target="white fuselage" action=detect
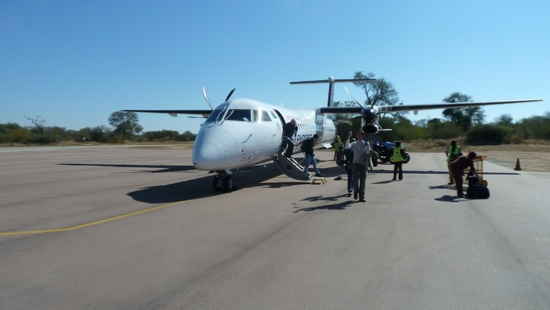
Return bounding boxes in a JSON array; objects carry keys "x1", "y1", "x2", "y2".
[{"x1": 192, "y1": 98, "x2": 335, "y2": 171}]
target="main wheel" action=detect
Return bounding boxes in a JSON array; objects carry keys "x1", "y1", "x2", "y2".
[
  {"x1": 223, "y1": 175, "x2": 235, "y2": 192},
  {"x1": 403, "y1": 153, "x2": 411, "y2": 164}
]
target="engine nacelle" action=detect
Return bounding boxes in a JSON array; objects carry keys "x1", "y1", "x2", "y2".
[{"x1": 362, "y1": 124, "x2": 379, "y2": 135}]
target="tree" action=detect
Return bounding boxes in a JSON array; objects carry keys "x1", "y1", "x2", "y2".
[
  {"x1": 441, "y1": 92, "x2": 485, "y2": 131},
  {"x1": 353, "y1": 71, "x2": 404, "y2": 118},
  {"x1": 90, "y1": 125, "x2": 112, "y2": 142},
  {"x1": 24, "y1": 115, "x2": 46, "y2": 134},
  {"x1": 179, "y1": 130, "x2": 196, "y2": 142},
  {"x1": 494, "y1": 114, "x2": 514, "y2": 126},
  {"x1": 108, "y1": 111, "x2": 143, "y2": 143}
]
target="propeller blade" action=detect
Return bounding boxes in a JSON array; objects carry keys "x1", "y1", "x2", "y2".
[
  {"x1": 225, "y1": 88, "x2": 236, "y2": 102},
  {"x1": 344, "y1": 86, "x2": 366, "y2": 110},
  {"x1": 202, "y1": 87, "x2": 213, "y2": 111}
]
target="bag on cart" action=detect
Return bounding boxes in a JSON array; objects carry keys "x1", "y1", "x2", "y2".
[
  {"x1": 466, "y1": 183, "x2": 490, "y2": 199},
  {"x1": 466, "y1": 170, "x2": 479, "y2": 186}
]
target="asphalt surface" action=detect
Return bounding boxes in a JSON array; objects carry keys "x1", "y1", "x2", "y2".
[{"x1": 1, "y1": 146, "x2": 549, "y2": 309}]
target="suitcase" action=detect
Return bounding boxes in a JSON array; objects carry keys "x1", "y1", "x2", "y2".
[{"x1": 466, "y1": 183, "x2": 490, "y2": 199}]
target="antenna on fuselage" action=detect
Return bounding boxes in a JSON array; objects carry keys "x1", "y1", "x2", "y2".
[{"x1": 290, "y1": 76, "x2": 376, "y2": 107}]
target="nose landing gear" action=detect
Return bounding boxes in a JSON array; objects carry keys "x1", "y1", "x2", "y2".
[{"x1": 213, "y1": 170, "x2": 235, "y2": 192}]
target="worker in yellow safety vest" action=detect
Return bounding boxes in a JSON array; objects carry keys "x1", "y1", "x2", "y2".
[
  {"x1": 333, "y1": 135, "x2": 342, "y2": 161},
  {"x1": 392, "y1": 141, "x2": 406, "y2": 181},
  {"x1": 445, "y1": 140, "x2": 463, "y2": 185}
]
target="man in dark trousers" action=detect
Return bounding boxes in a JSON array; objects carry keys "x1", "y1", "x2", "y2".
[
  {"x1": 281, "y1": 119, "x2": 297, "y2": 158},
  {"x1": 445, "y1": 140, "x2": 463, "y2": 185},
  {"x1": 342, "y1": 138, "x2": 355, "y2": 196},
  {"x1": 392, "y1": 141, "x2": 406, "y2": 181},
  {"x1": 450, "y1": 152, "x2": 481, "y2": 198},
  {"x1": 301, "y1": 134, "x2": 322, "y2": 177}
]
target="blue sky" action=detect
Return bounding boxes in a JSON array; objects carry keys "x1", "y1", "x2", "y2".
[{"x1": 1, "y1": 0, "x2": 548, "y2": 134}]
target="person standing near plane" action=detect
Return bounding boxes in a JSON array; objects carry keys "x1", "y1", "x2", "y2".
[
  {"x1": 346, "y1": 131, "x2": 371, "y2": 202},
  {"x1": 450, "y1": 151, "x2": 481, "y2": 198},
  {"x1": 333, "y1": 135, "x2": 342, "y2": 161},
  {"x1": 301, "y1": 134, "x2": 323, "y2": 177},
  {"x1": 281, "y1": 119, "x2": 298, "y2": 158},
  {"x1": 342, "y1": 137, "x2": 355, "y2": 196},
  {"x1": 445, "y1": 140, "x2": 463, "y2": 185},
  {"x1": 392, "y1": 141, "x2": 406, "y2": 181}
]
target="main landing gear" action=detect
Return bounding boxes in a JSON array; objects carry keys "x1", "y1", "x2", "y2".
[{"x1": 212, "y1": 170, "x2": 235, "y2": 192}]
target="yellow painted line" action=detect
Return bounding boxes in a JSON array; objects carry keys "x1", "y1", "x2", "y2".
[{"x1": 0, "y1": 201, "x2": 185, "y2": 236}]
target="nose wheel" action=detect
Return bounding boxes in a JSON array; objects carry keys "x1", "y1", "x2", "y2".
[{"x1": 213, "y1": 171, "x2": 235, "y2": 192}]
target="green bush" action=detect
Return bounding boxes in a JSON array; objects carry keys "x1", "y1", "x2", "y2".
[{"x1": 466, "y1": 125, "x2": 511, "y2": 145}]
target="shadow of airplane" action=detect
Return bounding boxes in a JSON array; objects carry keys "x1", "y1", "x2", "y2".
[
  {"x1": 59, "y1": 161, "x2": 324, "y2": 203},
  {"x1": 58, "y1": 163, "x2": 195, "y2": 173},
  {"x1": 127, "y1": 164, "x2": 290, "y2": 203}
]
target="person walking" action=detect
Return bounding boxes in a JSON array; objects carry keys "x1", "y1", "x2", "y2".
[
  {"x1": 333, "y1": 135, "x2": 342, "y2": 161},
  {"x1": 450, "y1": 152, "x2": 481, "y2": 198},
  {"x1": 446, "y1": 140, "x2": 463, "y2": 185},
  {"x1": 392, "y1": 141, "x2": 406, "y2": 181},
  {"x1": 301, "y1": 134, "x2": 323, "y2": 177},
  {"x1": 342, "y1": 137, "x2": 355, "y2": 196},
  {"x1": 346, "y1": 131, "x2": 371, "y2": 202},
  {"x1": 281, "y1": 119, "x2": 297, "y2": 158}
]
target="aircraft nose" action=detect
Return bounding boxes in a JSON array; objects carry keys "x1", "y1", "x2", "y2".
[{"x1": 193, "y1": 142, "x2": 222, "y2": 170}]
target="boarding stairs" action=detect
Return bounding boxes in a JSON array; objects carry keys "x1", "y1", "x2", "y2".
[{"x1": 272, "y1": 151, "x2": 327, "y2": 184}]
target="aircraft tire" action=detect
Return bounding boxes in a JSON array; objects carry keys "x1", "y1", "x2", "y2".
[
  {"x1": 403, "y1": 154, "x2": 411, "y2": 164},
  {"x1": 223, "y1": 175, "x2": 235, "y2": 192}
]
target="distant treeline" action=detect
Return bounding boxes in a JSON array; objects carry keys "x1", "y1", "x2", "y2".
[
  {"x1": 334, "y1": 112, "x2": 550, "y2": 145},
  {"x1": 0, "y1": 123, "x2": 196, "y2": 144},
  {"x1": 2, "y1": 111, "x2": 550, "y2": 145}
]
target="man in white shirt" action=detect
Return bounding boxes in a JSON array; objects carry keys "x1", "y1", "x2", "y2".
[{"x1": 346, "y1": 131, "x2": 371, "y2": 202}]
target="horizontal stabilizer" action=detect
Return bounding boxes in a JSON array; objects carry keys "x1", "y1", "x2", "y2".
[{"x1": 290, "y1": 78, "x2": 376, "y2": 85}]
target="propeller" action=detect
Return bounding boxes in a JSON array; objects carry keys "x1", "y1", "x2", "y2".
[
  {"x1": 344, "y1": 86, "x2": 384, "y2": 135},
  {"x1": 202, "y1": 87, "x2": 237, "y2": 110}
]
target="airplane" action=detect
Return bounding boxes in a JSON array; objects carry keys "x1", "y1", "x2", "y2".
[{"x1": 124, "y1": 77, "x2": 543, "y2": 192}]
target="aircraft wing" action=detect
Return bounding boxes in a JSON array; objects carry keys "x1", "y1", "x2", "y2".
[
  {"x1": 320, "y1": 99, "x2": 543, "y2": 115},
  {"x1": 320, "y1": 107, "x2": 363, "y2": 114},
  {"x1": 123, "y1": 109, "x2": 212, "y2": 118}
]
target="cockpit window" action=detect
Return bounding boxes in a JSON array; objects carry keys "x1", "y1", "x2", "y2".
[
  {"x1": 205, "y1": 108, "x2": 225, "y2": 123},
  {"x1": 226, "y1": 109, "x2": 251, "y2": 122},
  {"x1": 253, "y1": 110, "x2": 272, "y2": 122},
  {"x1": 261, "y1": 110, "x2": 271, "y2": 121}
]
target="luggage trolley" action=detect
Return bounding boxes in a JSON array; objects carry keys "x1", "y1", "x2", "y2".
[{"x1": 465, "y1": 155, "x2": 488, "y2": 187}]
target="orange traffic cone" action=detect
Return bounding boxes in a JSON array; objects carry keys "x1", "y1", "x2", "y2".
[{"x1": 514, "y1": 158, "x2": 522, "y2": 171}]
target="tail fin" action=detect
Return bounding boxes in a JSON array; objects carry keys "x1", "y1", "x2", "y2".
[{"x1": 290, "y1": 76, "x2": 376, "y2": 107}]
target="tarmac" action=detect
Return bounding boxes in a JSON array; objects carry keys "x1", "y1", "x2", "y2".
[{"x1": 1, "y1": 146, "x2": 549, "y2": 309}]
